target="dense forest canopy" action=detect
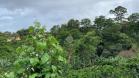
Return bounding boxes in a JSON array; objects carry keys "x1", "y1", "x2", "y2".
[{"x1": 0, "y1": 6, "x2": 139, "y2": 78}]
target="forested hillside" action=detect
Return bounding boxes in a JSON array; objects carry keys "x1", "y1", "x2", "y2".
[{"x1": 0, "y1": 6, "x2": 139, "y2": 78}]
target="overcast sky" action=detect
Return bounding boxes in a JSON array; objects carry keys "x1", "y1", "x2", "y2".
[{"x1": 0, "y1": 0, "x2": 138, "y2": 32}]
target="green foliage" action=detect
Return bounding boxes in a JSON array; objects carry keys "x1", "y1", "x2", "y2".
[
  {"x1": 73, "y1": 31, "x2": 102, "y2": 68},
  {"x1": 1, "y1": 6, "x2": 139, "y2": 78},
  {"x1": 94, "y1": 16, "x2": 114, "y2": 31},
  {"x1": 110, "y1": 6, "x2": 127, "y2": 22},
  {"x1": 128, "y1": 13, "x2": 139, "y2": 22},
  {"x1": 68, "y1": 56, "x2": 139, "y2": 78},
  {"x1": 5, "y1": 22, "x2": 67, "y2": 78}
]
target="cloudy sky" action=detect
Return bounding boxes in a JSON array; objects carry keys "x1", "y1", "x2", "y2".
[{"x1": 0, "y1": 0, "x2": 138, "y2": 32}]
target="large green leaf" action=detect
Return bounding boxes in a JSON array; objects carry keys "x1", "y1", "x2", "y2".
[
  {"x1": 52, "y1": 65, "x2": 57, "y2": 72},
  {"x1": 6, "y1": 72, "x2": 15, "y2": 78},
  {"x1": 30, "y1": 58, "x2": 39, "y2": 66},
  {"x1": 36, "y1": 41, "x2": 47, "y2": 51},
  {"x1": 41, "y1": 53, "x2": 50, "y2": 64},
  {"x1": 29, "y1": 74, "x2": 38, "y2": 78}
]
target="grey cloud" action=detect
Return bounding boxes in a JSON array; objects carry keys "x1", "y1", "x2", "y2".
[{"x1": 0, "y1": 0, "x2": 138, "y2": 32}]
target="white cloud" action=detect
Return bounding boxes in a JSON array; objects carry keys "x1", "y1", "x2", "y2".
[{"x1": 0, "y1": 16, "x2": 13, "y2": 20}]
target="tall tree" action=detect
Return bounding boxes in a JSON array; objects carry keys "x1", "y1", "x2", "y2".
[
  {"x1": 50, "y1": 25, "x2": 60, "y2": 37},
  {"x1": 64, "y1": 35, "x2": 74, "y2": 64},
  {"x1": 75, "y1": 31, "x2": 102, "y2": 68},
  {"x1": 80, "y1": 18, "x2": 93, "y2": 33},
  {"x1": 128, "y1": 13, "x2": 139, "y2": 22},
  {"x1": 94, "y1": 16, "x2": 114, "y2": 31},
  {"x1": 67, "y1": 19, "x2": 80, "y2": 29},
  {"x1": 110, "y1": 6, "x2": 127, "y2": 22}
]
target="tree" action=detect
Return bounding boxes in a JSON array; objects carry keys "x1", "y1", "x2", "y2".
[
  {"x1": 80, "y1": 18, "x2": 93, "y2": 33},
  {"x1": 6, "y1": 22, "x2": 67, "y2": 78},
  {"x1": 50, "y1": 25, "x2": 60, "y2": 37},
  {"x1": 94, "y1": 16, "x2": 114, "y2": 31},
  {"x1": 64, "y1": 35, "x2": 74, "y2": 64},
  {"x1": 17, "y1": 29, "x2": 29, "y2": 36},
  {"x1": 81, "y1": 18, "x2": 92, "y2": 27},
  {"x1": 74, "y1": 31, "x2": 102, "y2": 68},
  {"x1": 110, "y1": 6, "x2": 127, "y2": 22},
  {"x1": 67, "y1": 19, "x2": 80, "y2": 29},
  {"x1": 128, "y1": 13, "x2": 139, "y2": 22}
]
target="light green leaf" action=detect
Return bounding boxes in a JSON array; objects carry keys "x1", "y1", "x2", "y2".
[
  {"x1": 17, "y1": 68, "x2": 25, "y2": 74},
  {"x1": 41, "y1": 53, "x2": 49, "y2": 64},
  {"x1": 30, "y1": 58, "x2": 39, "y2": 66},
  {"x1": 45, "y1": 73, "x2": 51, "y2": 78},
  {"x1": 58, "y1": 56, "x2": 66, "y2": 63},
  {"x1": 6, "y1": 72, "x2": 15, "y2": 78},
  {"x1": 36, "y1": 41, "x2": 47, "y2": 51},
  {"x1": 29, "y1": 74, "x2": 38, "y2": 78},
  {"x1": 52, "y1": 65, "x2": 57, "y2": 72}
]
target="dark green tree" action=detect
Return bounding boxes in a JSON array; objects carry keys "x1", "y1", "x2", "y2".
[
  {"x1": 67, "y1": 19, "x2": 80, "y2": 29},
  {"x1": 110, "y1": 6, "x2": 127, "y2": 22},
  {"x1": 128, "y1": 13, "x2": 139, "y2": 22}
]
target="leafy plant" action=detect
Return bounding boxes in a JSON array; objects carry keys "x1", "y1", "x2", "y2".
[{"x1": 6, "y1": 22, "x2": 67, "y2": 78}]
